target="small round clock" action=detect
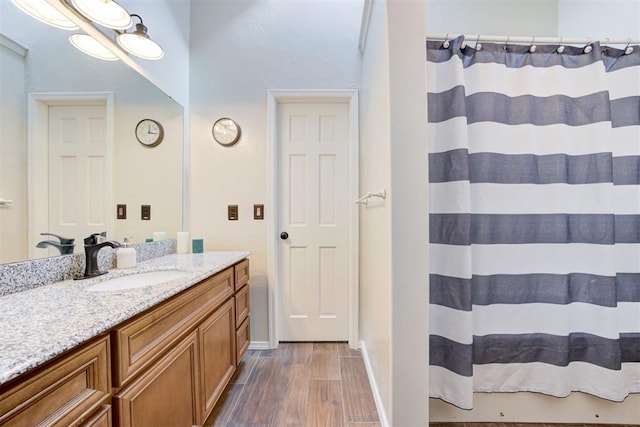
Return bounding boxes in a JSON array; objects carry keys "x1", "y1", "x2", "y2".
[
  {"x1": 135, "y1": 119, "x2": 164, "y2": 147},
  {"x1": 212, "y1": 118, "x2": 241, "y2": 146}
]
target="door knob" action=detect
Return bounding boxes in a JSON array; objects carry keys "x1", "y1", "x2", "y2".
[{"x1": 280, "y1": 232, "x2": 289, "y2": 240}]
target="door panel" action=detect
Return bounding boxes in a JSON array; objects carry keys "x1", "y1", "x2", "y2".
[
  {"x1": 278, "y1": 102, "x2": 350, "y2": 341},
  {"x1": 48, "y1": 105, "x2": 110, "y2": 253}
]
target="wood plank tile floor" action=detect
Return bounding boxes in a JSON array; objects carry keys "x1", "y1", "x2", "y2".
[{"x1": 204, "y1": 342, "x2": 381, "y2": 427}]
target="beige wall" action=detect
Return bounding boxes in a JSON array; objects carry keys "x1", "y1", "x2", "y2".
[
  {"x1": 188, "y1": 0, "x2": 362, "y2": 344},
  {"x1": 425, "y1": 0, "x2": 559, "y2": 36},
  {"x1": 359, "y1": 0, "x2": 393, "y2": 422},
  {"x1": 359, "y1": 1, "x2": 430, "y2": 425},
  {"x1": 387, "y1": 1, "x2": 430, "y2": 424}
]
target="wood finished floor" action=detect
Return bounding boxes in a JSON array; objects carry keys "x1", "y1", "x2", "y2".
[{"x1": 205, "y1": 342, "x2": 381, "y2": 427}]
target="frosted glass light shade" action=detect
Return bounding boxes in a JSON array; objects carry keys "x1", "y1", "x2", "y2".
[
  {"x1": 10, "y1": 0, "x2": 78, "y2": 30},
  {"x1": 70, "y1": 0, "x2": 132, "y2": 30},
  {"x1": 117, "y1": 26, "x2": 164, "y2": 60},
  {"x1": 69, "y1": 33, "x2": 119, "y2": 61}
]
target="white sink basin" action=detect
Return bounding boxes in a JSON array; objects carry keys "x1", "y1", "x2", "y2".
[{"x1": 86, "y1": 270, "x2": 190, "y2": 292}]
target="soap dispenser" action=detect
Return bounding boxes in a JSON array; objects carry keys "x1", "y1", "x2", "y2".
[{"x1": 117, "y1": 237, "x2": 137, "y2": 269}]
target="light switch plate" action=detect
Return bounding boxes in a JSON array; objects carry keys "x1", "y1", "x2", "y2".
[
  {"x1": 228, "y1": 205, "x2": 238, "y2": 221},
  {"x1": 117, "y1": 204, "x2": 127, "y2": 219},
  {"x1": 141, "y1": 205, "x2": 151, "y2": 220},
  {"x1": 254, "y1": 204, "x2": 264, "y2": 220}
]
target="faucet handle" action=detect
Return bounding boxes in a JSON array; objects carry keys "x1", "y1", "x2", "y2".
[
  {"x1": 84, "y1": 233, "x2": 101, "y2": 245},
  {"x1": 40, "y1": 232, "x2": 75, "y2": 245}
]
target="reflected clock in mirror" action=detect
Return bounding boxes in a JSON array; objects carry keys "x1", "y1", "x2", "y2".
[
  {"x1": 135, "y1": 118, "x2": 164, "y2": 147},
  {"x1": 212, "y1": 118, "x2": 241, "y2": 146}
]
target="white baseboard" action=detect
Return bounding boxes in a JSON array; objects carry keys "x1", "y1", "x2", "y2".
[
  {"x1": 359, "y1": 340, "x2": 390, "y2": 427},
  {"x1": 248, "y1": 341, "x2": 270, "y2": 350}
]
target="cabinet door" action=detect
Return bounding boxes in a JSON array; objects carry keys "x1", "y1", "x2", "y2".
[
  {"x1": 199, "y1": 298, "x2": 236, "y2": 422},
  {"x1": 114, "y1": 331, "x2": 200, "y2": 427},
  {"x1": 81, "y1": 405, "x2": 111, "y2": 427}
]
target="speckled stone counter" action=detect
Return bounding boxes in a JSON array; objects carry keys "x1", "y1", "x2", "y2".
[{"x1": 0, "y1": 251, "x2": 249, "y2": 386}]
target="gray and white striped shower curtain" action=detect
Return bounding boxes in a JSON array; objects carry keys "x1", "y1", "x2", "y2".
[{"x1": 427, "y1": 36, "x2": 640, "y2": 410}]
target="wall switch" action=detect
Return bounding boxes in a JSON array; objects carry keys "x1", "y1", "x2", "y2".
[
  {"x1": 254, "y1": 204, "x2": 264, "y2": 220},
  {"x1": 228, "y1": 205, "x2": 238, "y2": 221},
  {"x1": 141, "y1": 205, "x2": 151, "y2": 220},
  {"x1": 117, "y1": 204, "x2": 127, "y2": 219}
]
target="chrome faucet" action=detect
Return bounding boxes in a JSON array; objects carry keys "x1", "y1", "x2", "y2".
[
  {"x1": 81, "y1": 232, "x2": 120, "y2": 279},
  {"x1": 36, "y1": 232, "x2": 75, "y2": 255}
]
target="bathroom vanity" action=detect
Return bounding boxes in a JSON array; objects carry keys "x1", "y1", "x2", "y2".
[{"x1": 0, "y1": 252, "x2": 250, "y2": 426}]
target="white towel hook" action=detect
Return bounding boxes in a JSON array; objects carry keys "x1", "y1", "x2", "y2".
[{"x1": 355, "y1": 189, "x2": 387, "y2": 206}]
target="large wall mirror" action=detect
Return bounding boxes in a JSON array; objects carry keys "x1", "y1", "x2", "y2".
[{"x1": 0, "y1": 0, "x2": 183, "y2": 264}]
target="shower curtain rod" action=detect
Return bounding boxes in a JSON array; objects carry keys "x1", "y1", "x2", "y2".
[{"x1": 426, "y1": 33, "x2": 640, "y2": 45}]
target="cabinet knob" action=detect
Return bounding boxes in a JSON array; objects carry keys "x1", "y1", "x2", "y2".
[{"x1": 280, "y1": 232, "x2": 289, "y2": 240}]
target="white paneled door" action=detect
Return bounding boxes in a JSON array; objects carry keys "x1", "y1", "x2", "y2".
[
  {"x1": 48, "y1": 105, "x2": 110, "y2": 254},
  {"x1": 278, "y1": 102, "x2": 350, "y2": 341}
]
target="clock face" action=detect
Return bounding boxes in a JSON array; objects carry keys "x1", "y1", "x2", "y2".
[
  {"x1": 212, "y1": 118, "x2": 240, "y2": 146},
  {"x1": 135, "y1": 119, "x2": 164, "y2": 147}
]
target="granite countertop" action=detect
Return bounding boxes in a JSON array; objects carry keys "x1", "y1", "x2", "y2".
[{"x1": 0, "y1": 251, "x2": 250, "y2": 386}]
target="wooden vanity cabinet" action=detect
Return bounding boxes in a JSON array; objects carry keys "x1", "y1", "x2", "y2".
[
  {"x1": 0, "y1": 259, "x2": 249, "y2": 427},
  {"x1": 113, "y1": 260, "x2": 249, "y2": 426},
  {"x1": 0, "y1": 335, "x2": 111, "y2": 427}
]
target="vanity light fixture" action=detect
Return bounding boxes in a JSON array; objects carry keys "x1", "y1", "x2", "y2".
[
  {"x1": 10, "y1": 0, "x2": 79, "y2": 30},
  {"x1": 69, "y1": 0, "x2": 132, "y2": 30},
  {"x1": 117, "y1": 14, "x2": 164, "y2": 60},
  {"x1": 69, "y1": 33, "x2": 119, "y2": 61}
]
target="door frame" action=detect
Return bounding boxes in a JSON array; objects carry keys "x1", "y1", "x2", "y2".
[
  {"x1": 266, "y1": 89, "x2": 359, "y2": 349},
  {"x1": 27, "y1": 92, "x2": 114, "y2": 258}
]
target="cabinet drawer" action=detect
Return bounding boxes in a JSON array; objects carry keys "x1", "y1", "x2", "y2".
[
  {"x1": 0, "y1": 335, "x2": 110, "y2": 427},
  {"x1": 236, "y1": 316, "x2": 250, "y2": 363},
  {"x1": 112, "y1": 267, "x2": 234, "y2": 387},
  {"x1": 234, "y1": 259, "x2": 250, "y2": 291},
  {"x1": 235, "y1": 283, "x2": 250, "y2": 327}
]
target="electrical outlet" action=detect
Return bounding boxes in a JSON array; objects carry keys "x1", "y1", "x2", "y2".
[
  {"x1": 254, "y1": 204, "x2": 264, "y2": 220},
  {"x1": 228, "y1": 205, "x2": 238, "y2": 221},
  {"x1": 141, "y1": 205, "x2": 151, "y2": 220}
]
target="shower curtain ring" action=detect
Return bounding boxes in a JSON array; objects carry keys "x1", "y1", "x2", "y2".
[
  {"x1": 529, "y1": 36, "x2": 537, "y2": 53},
  {"x1": 503, "y1": 35, "x2": 510, "y2": 51},
  {"x1": 475, "y1": 34, "x2": 482, "y2": 51},
  {"x1": 442, "y1": 34, "x2": 450, "y2": 49},
  {"x1": 583, "y1": 39, "x2": 593, "y2": 54},
  {"x1": 556, "y1": 37, "x2": 565, "y2": 54},
  {"x1": 624, "y1": 38, "x2": 633, "y2": 55}
]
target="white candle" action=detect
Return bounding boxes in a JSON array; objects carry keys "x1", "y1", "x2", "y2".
[
  {"x1": 177, "y1": 232, "x2": 189, "y2": 254},
  {"x1": 153, "y1": 231, "x2": 166, "y2": 241}
]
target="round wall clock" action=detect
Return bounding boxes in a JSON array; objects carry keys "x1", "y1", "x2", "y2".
[
  {"x1": 212, "y1": 118, "x2": 241, "y2": 146},
  {"x1": 135, "y1": 119, "x2": 164, "y2": 147}
]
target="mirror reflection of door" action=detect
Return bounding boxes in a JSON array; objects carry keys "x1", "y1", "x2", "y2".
[
  {"x1": 0, "y1": 36, "x2": 28, "y2": 264},
  {"x1": 46, "y1": 104, "x2": 111, "y2": 257}
]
